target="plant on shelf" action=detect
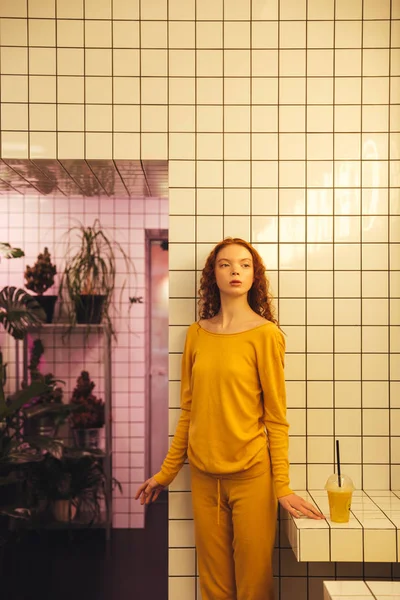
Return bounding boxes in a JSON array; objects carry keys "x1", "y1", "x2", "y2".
[
  {"x1": 0, "y1": 351, "x2": 55, "y2": 466},
  {"x1": 0, "y1": 351, "x2": 60, "y2": 527},
  {"x1": 0, "y1": 243, "x2": 58, "y2": 531},
  {"x1": 21, "y1": 339, "x2": 72, "y2": 438},
  {"x1": 0, "y1": 240, "x2": 46, "y2": 339},
  {"x1": 0, "y1": 243, "x2": 24, "y2": 260},
  {"x1": 28, "y1": 447, "x2": 121, "y2": 524},
  {"x1": 24, "y1": 247, "x2": 58, "y2": 323},
  {"x1": 0, "y1": 285, "x2": 46, "y2": 341},
  {"x1": 69, "y1": 371, "x2": 105, "y2": 450},
  {"x1": 58, "y1": 219, "x2": 134, "y2": 336}
]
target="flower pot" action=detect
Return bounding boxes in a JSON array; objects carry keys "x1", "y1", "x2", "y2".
[
  {"x1": 76, "y1": 294, "x2": 105, "y2": 324},
  {"x1": 73, "y1": 427, "x2": 101, "y2": 450},
  {"x1": 25, "y1": 414, "x2": 57, "y2": 437},
  {"x1": 52, "y1": 499, "x2": 77, "y2": 522},
  {"x1": 36, "y1": 295, "x2": 58, "y2": 323}
]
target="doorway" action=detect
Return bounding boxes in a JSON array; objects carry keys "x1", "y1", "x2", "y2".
[{"x1": 145, "y1": 229, "x2": 169, "y2": 481}]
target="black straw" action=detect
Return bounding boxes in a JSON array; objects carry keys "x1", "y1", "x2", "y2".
[{"x1": 336, "y1": 440, "x2": 342, "y2": 488}]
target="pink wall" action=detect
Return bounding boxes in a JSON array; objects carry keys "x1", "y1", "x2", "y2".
[{"x1": 0, "y1": 195, "x2": 168, "y2": 528}]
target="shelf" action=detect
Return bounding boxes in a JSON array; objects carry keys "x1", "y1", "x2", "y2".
[
  {"x1": 25, "y1": 323, "x2": 109, "y2": 331},
  {"x1": 284, "y1": 490, "x2": 400, "y2": 563},
  {"x1": 61, "y1": 446, "x2": 108, "y2": 459},
  {"x1": 14, "y1": 511, "x2": 108, "y2": 532},
  {"x1": 17, "y1": 325, "x2": 113, "y2": 540},
  {"x1": 324, "y1": 580, "x2": 400, "y2": 600}
]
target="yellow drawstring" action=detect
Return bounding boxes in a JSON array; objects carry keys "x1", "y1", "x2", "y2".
[{"x1": 217, "y1": 478, "x2": 221, "y2": 526}]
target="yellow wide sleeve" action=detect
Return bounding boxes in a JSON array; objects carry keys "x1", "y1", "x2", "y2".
[
  {"x1": 259, "y1": 326, "x2": 293, "y2": 499},
  {"x1": 153, "y1": 328, "x2": 192, "y2": 488}
]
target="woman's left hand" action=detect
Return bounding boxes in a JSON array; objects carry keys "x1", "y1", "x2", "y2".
[{"x1": 278, "y1": 493, "x2": 325, "y2": 520}]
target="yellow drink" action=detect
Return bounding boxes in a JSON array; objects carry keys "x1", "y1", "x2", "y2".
[{"x1": 327, "y1": 489, "x2": 353, "y2": 523}]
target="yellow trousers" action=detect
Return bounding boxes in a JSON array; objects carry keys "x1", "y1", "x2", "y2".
[{"x1": 190, "y1": 457, "x2": 278, "y2": 600}]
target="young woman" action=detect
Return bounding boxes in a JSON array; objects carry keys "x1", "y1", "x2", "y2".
[{"x1": 135, "y1": 237, "x2": 324, "y2": 600}]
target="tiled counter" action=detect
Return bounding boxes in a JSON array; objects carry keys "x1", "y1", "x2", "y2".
[
  {"x1": 324, "y1": 580, "x2": 400, "y2": 599},
  {"x1": 284, "y1": 490, "x2": 400, "y2": 563}
]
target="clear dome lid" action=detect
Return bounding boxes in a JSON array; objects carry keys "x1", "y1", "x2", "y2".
[{"x1": 325, "y1": 473, "x2": 355, "y2": 492}]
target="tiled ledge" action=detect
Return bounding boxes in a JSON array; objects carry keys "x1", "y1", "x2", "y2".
[
  {"x1": 323, "y1": 580, "x2": 400, "y2": 599},
  {"x1": 284, "y1": 490, "x2": 400, "y2": 563}
]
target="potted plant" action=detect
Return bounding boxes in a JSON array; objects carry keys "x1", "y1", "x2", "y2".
[
  {"x1": 24, "y1": 247, "x2": 57, "y2": 323},
  {"x1": 59, "y1": 219, "x2": 134, "y2": 335},
  {"x1": 1, "y1": 241, "x2": 46, "y2": 340},
  {"x1": 30, "y1": 448, "x2": 121, "y2": 524},
  {"x1": 0, "y1": 286, "x2": 46, "y2": 341},
  {"x1": 22, "y1": 339, "x2": 70, "y2": 438},
  {"x1": 69, "y1": 371, "x2": 105, "y2": 450}
]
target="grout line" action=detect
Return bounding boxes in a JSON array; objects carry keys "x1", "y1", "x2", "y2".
[
  {"x1": 111, "y1": 0, "x2": 114, "y2": 161},
  {"x1": 331, "y1": 0, "x2": 336, "y2": 570},
  {"x1": 303, "y1": 5, "x2": 315, "y2": 568},
  {"x1": 364, "y1": 582, "x2": 379, "y2": 599},
  {"x1": 83, "y1": 0, "x2": 86, "y2": 159},
  {"x1": 5, "y1": 16, "x2": 399, "y2": 21},
  {"x1": 193, "y1": 2, "x2": 198, "y2": 596},
  {"x1": 359, "y1": 2, "x2": 366, "y2": 580},
  {"x1": 55, "y1": 0, "x2": 58, "y2": 159},
  {"x1": 388, "y1": 0, "x2": 393, "y2": 500},
  {"x1": 26, "y1": 0, "x2": 30, "y2": 158},
  {"x1": 138, "y1": 0, "x2": 142, "y2": 164},
  {"x1": 360, "y1": 7, "x2": 365, "y2": 551},
  {"x1": 222, "y1": 2, "x2": 225, "y2": 240},
  {"x1": 249, "y1": 5, "x2": 252, "y2": 252},
  {"x1": 276, "y1": 5, "x2": 283, "y2": 593}
]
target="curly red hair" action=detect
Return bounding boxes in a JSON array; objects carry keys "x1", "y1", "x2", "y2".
[{"x1": 197, "y1": 237, "x2": 278, "y2": 325}]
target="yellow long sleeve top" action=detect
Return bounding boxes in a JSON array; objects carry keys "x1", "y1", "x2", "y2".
[{"x1": 153, "y1": 320, "x2": 293, "y2": 499}]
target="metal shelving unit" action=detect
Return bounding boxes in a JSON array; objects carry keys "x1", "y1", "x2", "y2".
[{"x1": 18, "y1": 323, "x2": 113, "y2": 540}]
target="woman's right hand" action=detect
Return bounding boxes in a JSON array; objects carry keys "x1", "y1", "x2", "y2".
[{"x1": 134, "y1": 476, "x2": 164, "y2": 505}]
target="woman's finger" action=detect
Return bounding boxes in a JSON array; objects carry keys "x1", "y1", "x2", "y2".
[
  {"x1": 281, "y1": 501, "x2": 300, "y2": 518},
  {"x1": 300, "y1": 505, "x2": 324, "y2": 520},
  {"x1": 144, "y1": 485, "x2": 160, "y2": 504},
  {"x1": 134, "y1": 482, "x2": 148, "y2": 500},
  {"x1": 152, "y1": 489, "x2": 162, "y2": 502},
  {"x1": 302, "y1": 503, "x2": 324, "y2": 518}
]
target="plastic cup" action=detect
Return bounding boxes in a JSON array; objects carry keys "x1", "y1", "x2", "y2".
[{"x1": 325, "y1": 474, "x2": 355, "y2": 523}]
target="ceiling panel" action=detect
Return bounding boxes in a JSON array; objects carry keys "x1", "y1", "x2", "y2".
[{"x1": 0, "y1": 159, "x2": 168, "y2": 198}]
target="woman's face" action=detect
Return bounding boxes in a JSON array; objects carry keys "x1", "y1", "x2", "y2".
[{"x1": 214, "y1": 244, "x2": 254, "y2": 296}]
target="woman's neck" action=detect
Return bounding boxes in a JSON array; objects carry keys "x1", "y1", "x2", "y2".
[{"x1": 214, "y1": 295, "x2": 256, "y2": 326}]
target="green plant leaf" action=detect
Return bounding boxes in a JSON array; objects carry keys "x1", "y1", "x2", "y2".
[
  {"x1": 59, "y1": 219, "x2": 136, "y2": 339},
  {"x1": 0, "y1": 472, "x2": 21, "y2": 486},
  {"x1": 0, "y1": 506, "x2": 31, "y2": 519},
  {"x1": 0, "y1": 286, "x2": 46, "y2": 339},
  {"x1": 22, "y1": 435, "x2": 64, "y2": 458},
  {"x1": 0, "y1": 380, "x2": 49, "y2": 420},
  {"x1": 0, "y1": 361, "x2": 6, "y2": 415},
  {"x1": 0, "y1": 243, "x2": 24, "y2": 259}
]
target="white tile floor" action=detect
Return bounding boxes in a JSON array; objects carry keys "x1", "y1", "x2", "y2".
[
  {"x1": 285, "y1": 490, "x2": 400, "y2": 563},
  {"x1": 324, "y1": 580, "x2": 400, "y2": 599}
]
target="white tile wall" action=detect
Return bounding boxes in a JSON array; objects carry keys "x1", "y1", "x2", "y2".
[{"x1": 0, "y1": 0, "x2": 400, "y2": 598}]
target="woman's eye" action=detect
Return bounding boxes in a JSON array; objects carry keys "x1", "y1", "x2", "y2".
[{"x1": 220, "y1": 263, "x2": 251, "y2": 268}]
